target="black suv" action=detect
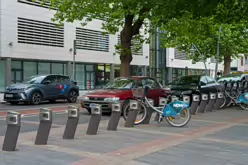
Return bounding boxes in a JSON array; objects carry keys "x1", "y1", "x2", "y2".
[{"x1": 4, "y1": 74, "x2": 79, "y2": 105}]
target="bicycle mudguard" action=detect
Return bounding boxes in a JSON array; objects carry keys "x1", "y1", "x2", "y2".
[
  {"x1": 237, "y1": 93, "x2": 248, "y2": 103},
  {"x1": 163, "y1": 100, "x2": 190, "y2": 117}
]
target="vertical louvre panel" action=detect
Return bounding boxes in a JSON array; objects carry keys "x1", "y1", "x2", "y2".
[
  {"x1": 117, "y1": 35, "x2": 143, "y2": 56},
  {"x1": 174, "y1": 49, "x2": 187, "y2": 60},
  {"x1": 18, "y1": 0, "x2": 54, "y2": 9},
  {"x1": 76, "y1": 28, "x2": 109, "y2": 52},
  {"x1": 17, "y1": 17, "x2": 64, "y2": 47}
]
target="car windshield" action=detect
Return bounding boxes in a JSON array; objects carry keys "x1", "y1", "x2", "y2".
[
  {"x1": 103, "y1": 78, "x2": 135, "y2": 89},
  {"x1": 170, "y1": 76, "x2": 200, "y2": 85},
  {"x1": 23, "y1": 75, "x2": 46, "y2": 84}
]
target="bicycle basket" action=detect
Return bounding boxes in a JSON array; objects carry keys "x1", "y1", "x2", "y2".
[{"x1": 132, "y1": 87, "x2": 145, "y2": 98}]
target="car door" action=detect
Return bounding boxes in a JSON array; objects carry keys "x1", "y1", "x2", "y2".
[
  {"x1": 40, "y1": 75, "x2": 59, "y2": 98},
  {"x1": 205, "y1": 76, "x2": 218, "y2": 93},
  {"x1": 56, "y1": 75, "x2": 70, "y2": 96},
  {"x1": 199, "y1": 76, "x2": 209, "y2": 93}
]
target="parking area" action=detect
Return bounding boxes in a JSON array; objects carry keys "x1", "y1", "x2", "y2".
[{"x1": 0, "y1": 108, "x2": 248, "y2": 165}]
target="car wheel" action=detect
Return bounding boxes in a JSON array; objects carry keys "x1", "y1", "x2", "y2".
[
  {"x1": 9, "y1": 101, "x2": 19, "y2": 105},
  {"x1": 67, "y1": 90, "x2": 78, "y2": 103},
  {"x1": 30, "y1": 92, "x2": 42, "y2": 105}
]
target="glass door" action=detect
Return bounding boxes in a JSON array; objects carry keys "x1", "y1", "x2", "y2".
[
  {"x1": 86, "y1": 71, "x2": 95, "y2": 90},
  {"x1": 11, "y1": 69, "x2": 23, "y2": 84}
]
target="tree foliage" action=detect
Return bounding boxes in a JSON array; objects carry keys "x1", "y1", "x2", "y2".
[
  {"x1": 160, "y1": 0, "x2": 248, "y2": 74},
  {"x1": 46, "y1": 0, "x2": 225, "y2": 77}
]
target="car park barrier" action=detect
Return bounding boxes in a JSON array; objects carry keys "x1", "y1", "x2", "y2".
[
  {"x1": 107, "y1": 103, "x2": 122, "y2": 131},
  {"x1": 197, "y1": 93, "x2": 208, "y2": 113},
  {"x1": 2, "y1": 111, "x2": 21, "y2": 151},
  {"x1": 142, "y1": 99, "x2": 154, "y2": 124},
  {"x1": 213, "y1": 92, "x2": 224, "y2": 110},
  {"x1": 190, "y1": 94, "x2": 200, "y2": 115},
  {"x1": 63, "y1": 106, "x2": 80, "y2": 139},
  {"x1": 205, "y1": 93, "x2": 216, "y2": 112},
  {"x1": 125, "y1": 100, "x2": 139, "y2": 128},
  {"x1": 35, "y1": 108, "x2": 53, "y2": 145},
  {"x1": 86, "y1": 104, "x2": 102, "y2": 135},
  {"x1": 154, "y1": 97, "x2": 167, "y2": 122}
]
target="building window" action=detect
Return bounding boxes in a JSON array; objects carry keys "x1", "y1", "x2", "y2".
[
  {"x1": 117, "y1": 35, "x2": 143, "y2": 56},
  {"x1": 23, "y1": 61, "x2": 37, "y2": 81},
  {"x1": 17, "y1": 17, "x2": 64, "y2": 47},
  {"x1": 51, "y1": 63, "x2": 64, "y2": 75},
  {"x1": 76, "y1": 28, "x2": 109, "y2": 52},
  {"x1": 0, "y1": 60, "x2": 6, "y2": 92},
  {"x1": 38, "y1": 62, "x2": 50, "y2": 75},
  {"x1": 245, "y1": 57, "x2": 248, "y2": 64},
  {"x1": 18, "y1": 0, "x2": 55, "y2": 9},
  {"x1": 75, "y1": 64, "x2": 85, "y2": 90}
]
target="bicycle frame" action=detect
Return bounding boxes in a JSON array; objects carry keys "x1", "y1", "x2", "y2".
[{"x1": 144, "y1": 97, "x2": 190, "y2": 117}]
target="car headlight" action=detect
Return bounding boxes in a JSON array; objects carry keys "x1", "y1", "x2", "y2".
[
  {"x1": 104, "y1": 97, "x2": 120, "y2": 101},
  {"x1": 83, "y1": 96, "x2": 89, "y2": 100}
]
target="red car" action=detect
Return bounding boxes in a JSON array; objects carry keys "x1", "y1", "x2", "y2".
[{"x1": 81, "y1": 76, "x2": 169, "y2": 114}]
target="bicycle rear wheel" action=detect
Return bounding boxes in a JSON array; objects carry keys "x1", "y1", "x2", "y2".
[
  {"x1": 165, "y1": 108, "x2": 191, "y2": 127},
  {"x1": 123, "y1": 99, "x2": 148, "y2": 125}
]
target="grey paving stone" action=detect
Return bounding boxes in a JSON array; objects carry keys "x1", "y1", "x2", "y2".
[
  {"x1": 136, "y1": 140, "x2": 248, "y2": 165},
  {"x1": 23, "y1": 113, "x2": 109, "y2": 126},
  {"x1": 206, "y1": 125, "x2": 248, "y2": 141},
  {"x1": 0, "y1": 144, "x2": 82, "y2": 165},
  {"x1": 134, "y1": 120, "x2": 215, "y2": 134},
  {"x1": 48, "y1": 128, "x2": 168, "y2": 154},
  {"x1": 0, "y1": 123, "x2": 59, "y2": 136}
]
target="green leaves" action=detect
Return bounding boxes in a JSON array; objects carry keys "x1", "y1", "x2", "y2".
[{"x1": 161, "y1": 0, "x2": 248, "y2": 63}]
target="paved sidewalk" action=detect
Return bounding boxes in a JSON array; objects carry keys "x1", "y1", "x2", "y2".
[
  {"x1": 1, "y1": 109, "x2": 248, "y2": 165},
  {"x1": 0, "y1": 91, "x2": 88, "y2": 103}
]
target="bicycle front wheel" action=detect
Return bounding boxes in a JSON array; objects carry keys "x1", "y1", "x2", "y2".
[
  {"x1": 165, "y1": 108, "x2": 191, "y2": 127},
  {"x1": 123, "y1": 99, "x2": 148, "y2": 125}
]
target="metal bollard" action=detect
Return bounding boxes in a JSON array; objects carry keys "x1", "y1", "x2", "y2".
[
  {"x1": 86, "y1": 104, "x2": 102, "y2": 135},
  {"x1": 107, "y1": 103, "x2": 122, "y2": 131},
  {"x1": 125, "y1": 100, "x2": 139, "y2": 127},
  {"x1": 182, "y1": 95, "x2": 190, "y2": 103},
  {"x1": 197, "y1": 93, "x2": 208, "y2": 113},
  {"x1": 63, "y1": 106, "x2": 80, "y2": 139},
  {"x1": 205, "y1": 93, "x2": 216, "y2": 112},
  {"x1": 142, "y1": 99, "x2": 154, "y2": 124},
  {"x1": 213, "y1": 92, "x2": 224, "y2": 110},
  {"x1": 35, "y1": 108, "x2": 53, "y2": 145},
  {"x1": 190, "y1": 94, "x2": 200, "y2": 115},
  {"x1": 154, "y1": 97, "x2": 167, "y2": 122},
  {"x1": 2, "y1": 111, "x2": 21, "y2": 151}
]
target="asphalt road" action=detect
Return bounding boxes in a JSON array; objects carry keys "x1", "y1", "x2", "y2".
[
  {"x1": 0, "y1": 111, "x2": 110, "y2": 137},
  {"x1": 0, "y1": 100, "x2": 80, "y2": 111}
]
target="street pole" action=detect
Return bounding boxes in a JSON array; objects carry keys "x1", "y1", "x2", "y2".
[
  {"x1": 192, "y1": 44, "x2": 208, "y2": 75},
  {"x1": 214, "y1": 25, "x2": 222, "y2": 79},
  {"x1": 72, "y1": 40, "x2": 76, "y2": 80}
]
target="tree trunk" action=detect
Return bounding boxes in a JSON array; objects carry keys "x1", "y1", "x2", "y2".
[
  {"x1": 223, "y1": 56, "x2": 231, "y2": 75},
  {"x1": 120, "y1": 15, "x2": 133, "y2": 77}
]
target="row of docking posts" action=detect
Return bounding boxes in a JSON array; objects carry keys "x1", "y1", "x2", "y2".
[
  {"x1": 2, "y1": 92, "x2": 224, "y2": 152},
  {"x1": 2, "y1": 100, "x2": 142, "y2": 152}
]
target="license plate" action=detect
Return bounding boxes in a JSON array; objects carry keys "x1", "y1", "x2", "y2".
[{"x1": 5, "y1": 94, "x2": 13, "y2": 98}]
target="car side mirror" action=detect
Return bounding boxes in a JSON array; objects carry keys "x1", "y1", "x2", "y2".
[{"x1": 43, "y1": 80, "x2": 51, "y2": 85}]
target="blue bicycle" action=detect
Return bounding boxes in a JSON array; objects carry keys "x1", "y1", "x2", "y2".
[{"x1": 124, "y1": 86, "x2": 191, "y2": 127}]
